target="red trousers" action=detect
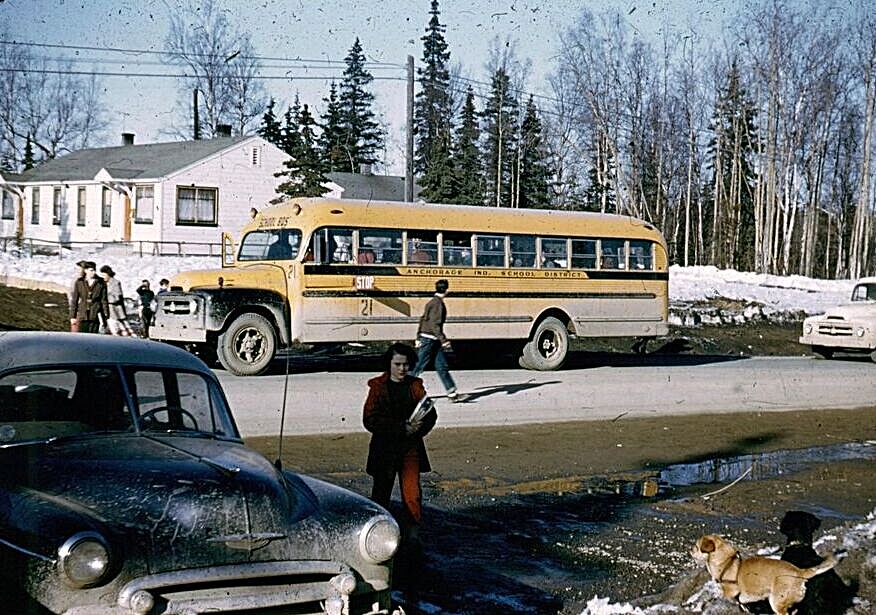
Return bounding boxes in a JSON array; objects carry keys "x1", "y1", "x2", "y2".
[{"x1": 370, "y1": 448, "x2": 422, "y2": 524}]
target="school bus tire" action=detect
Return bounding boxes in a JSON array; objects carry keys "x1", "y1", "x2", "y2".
[
  {"x1": 520, "y1": 316, "x2": 569, "y2": 371},
  {"x1": 217, "y1": 313, "x2": 277, "y2": 376}
]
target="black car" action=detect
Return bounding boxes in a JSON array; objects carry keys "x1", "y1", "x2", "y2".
[{"x1": 0, "y1": 332, "x2": 399, "y2": 615}]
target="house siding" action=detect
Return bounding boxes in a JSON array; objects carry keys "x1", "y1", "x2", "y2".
[{"x1": 159, "y1": 140, "x2": 285, "y2": 245}]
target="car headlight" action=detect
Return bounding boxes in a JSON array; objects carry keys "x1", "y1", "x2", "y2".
[
  {"x1": 804, "y1": 323, "x2": 813, "y2": 334},
  {"x1": 857, "y1": 326, "x2": 866, "y2": 337},
  {"x1": 59, "y1": 532, "x2": 111, "y2": 588},
  {"x1": 359, "y1": 516, "x2": 400, "y2": 563}
]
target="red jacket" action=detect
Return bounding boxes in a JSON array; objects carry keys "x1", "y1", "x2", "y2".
[{"x1": 362, "y1": 373, "x2": 436, "y2": 476}]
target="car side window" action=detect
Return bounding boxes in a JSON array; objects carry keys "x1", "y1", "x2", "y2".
[{"x1": 128, "y1": 369, "x2": 233, "y2": 436}]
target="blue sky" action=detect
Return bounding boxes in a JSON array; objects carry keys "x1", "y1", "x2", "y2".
[{"x1": 0, "y1": 0, "x2": 820, "y2": 171}]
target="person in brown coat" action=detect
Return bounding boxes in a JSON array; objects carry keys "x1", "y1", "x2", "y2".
[
  {"x1": 69, "y1": 261, "x2": 109, "y2": 334},
  {"x1": 410, "y1": 278, "x2": 462, "y2": 401},
  {"x1": 363, "y1": 343, "x2": 437, "y2": 532}
]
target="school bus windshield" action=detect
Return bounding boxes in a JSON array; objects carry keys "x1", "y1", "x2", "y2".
[{"x1": 238, "y1": 229, "x2": 302, "y2": 261}]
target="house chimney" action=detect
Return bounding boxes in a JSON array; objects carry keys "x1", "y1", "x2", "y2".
[
  {"x1": 216, "y1": 124, "x2": 232, "y2": 138},
  {"x1": 121, "y1": 133, "x2": 135, "y2": 146},
  {"x1": 359, "y1": 163, "x2": 372, "y2": 175}
]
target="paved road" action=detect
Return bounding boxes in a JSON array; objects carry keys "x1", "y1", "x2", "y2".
[{"x1": 216, "y1": 355, "x2": 876, "y2": 438}]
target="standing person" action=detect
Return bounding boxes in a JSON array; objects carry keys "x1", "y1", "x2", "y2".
[
  {"x1": 157, "y1": 278, "x2": 170, "y2": 295},
  {"x1": 136, "y1": 279, "x2": 155, "y2": 338},
  {"x1": 363, "y1": 343, "x2": 437, "y2": 539},
  {"x1": 69, "y1": 261, "x2": 109, "y2": 334},
  {"x1": 68, "y1": 260, "x2": 87, "y2": 332},
  {"x1": 99, "y1": 265, "x2": 133, "y2": 336},
  {"x1": 410, "y1": 278, "x2": 463, "y2": 402}
]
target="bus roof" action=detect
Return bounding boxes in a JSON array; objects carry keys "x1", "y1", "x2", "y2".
[{"x1": 246, "y1": 197, "x2": 666, "y2": 245}]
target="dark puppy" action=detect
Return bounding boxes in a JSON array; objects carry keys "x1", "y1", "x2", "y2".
[{"x1": 777, "y1": 511, "x2": 854, "y2": 615}]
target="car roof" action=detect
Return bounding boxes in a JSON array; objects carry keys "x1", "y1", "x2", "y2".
[
  {"x1": 855, "y1": 277, "x2": 876, "y2": 285},
  {"x1": 0, "y1": 332, "x2": 212, "y2": 375}
]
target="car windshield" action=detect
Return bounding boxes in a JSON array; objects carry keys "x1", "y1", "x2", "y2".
[
  {"x1": 0, "y1": 365, "x2": 237, "y2": 445},
  {"x1": 851, "y1": 283, "x2": 876, "y2": 302}
]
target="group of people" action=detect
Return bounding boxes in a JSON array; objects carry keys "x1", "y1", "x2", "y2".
[{"x1": 68, "y1": 259, "x2": 169, "y2": 337}]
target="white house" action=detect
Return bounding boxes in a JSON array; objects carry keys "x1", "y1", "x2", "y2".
[
  {"x1": 0, "y1": 135, "x2": 287, "y2": 253},
  {"x1": 0, "y1": 136, "x2": 424, "y2": 254}
]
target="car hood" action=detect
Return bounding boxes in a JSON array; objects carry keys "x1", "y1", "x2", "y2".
[
  {"x1": 13, "y1": 434, "x2": 333, "y2": 573},
  {"x1": 814, "y1": 302, "x2": 876, "y2": 320}
]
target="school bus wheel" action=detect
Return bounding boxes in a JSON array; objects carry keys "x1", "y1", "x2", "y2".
[
  {"x1": 520, "y1": 316, "x2": 569, "y2": 371},
  {"x1": 217, "y1": 313, "x2": 277, "y2": 376}
]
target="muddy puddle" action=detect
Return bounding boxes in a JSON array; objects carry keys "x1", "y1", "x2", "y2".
[{"x1": 405, "y1": 441, "x2": 876, "y2": 614}]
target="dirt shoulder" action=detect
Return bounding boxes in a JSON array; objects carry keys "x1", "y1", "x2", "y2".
[{"x1": 252, "y1": 406, "x2": 876, "y2": 515}]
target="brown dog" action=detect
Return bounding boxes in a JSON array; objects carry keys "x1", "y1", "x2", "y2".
[{"x1": 691, "y1": 534, "x2": 836, "y2": 614}]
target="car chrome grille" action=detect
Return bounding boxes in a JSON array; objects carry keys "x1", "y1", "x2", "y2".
[
  {"x1": 159, "y1": 298, "x2": 197, "y2": 315},
  {"x1": 817, "y1": 323, "x2": 853, "y2": 336},
  {"x1": 118, "y1": 561, "x2": 367, "y2": 614}
]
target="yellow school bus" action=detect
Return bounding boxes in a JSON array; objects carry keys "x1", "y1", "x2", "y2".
[{"x1": 151, "y1": 197, "x2": 669, "y2": 376}]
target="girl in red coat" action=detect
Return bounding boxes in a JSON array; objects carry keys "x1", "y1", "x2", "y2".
[{"x1": 363, "y1": 343, "x2": 437, "y2": 533}]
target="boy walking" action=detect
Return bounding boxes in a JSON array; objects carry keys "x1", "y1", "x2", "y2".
[{"x1": 410, "y1": 279, "x2": 463, "y2": 402}]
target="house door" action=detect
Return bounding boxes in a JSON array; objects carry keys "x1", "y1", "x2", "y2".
[{"x1": 123, "y1": 194, "x2": 132, "y2": 241}]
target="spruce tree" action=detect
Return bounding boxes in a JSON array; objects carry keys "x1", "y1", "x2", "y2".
[
  {"x1": 296, "y1": 104, "x2": 329, "y2": 196},
  {"x1": 258, "y1": 98, "x2": 283, "y2": 149},
  {"x1": 338, "y1": 38, "x2": 383, "y2": 172},
  {"x1": 481, "y1": 67, "x2": 518, "y2": 207},
  {"x1": 279, "y1": 97, "x2": 302, "y2": 157},
  {"x1": 274, "y1": 103, "x2": 329, "y2": 200},
  {"x1": 516, "y1": 96, "x2": 553, "y2": 209},
  {"x1": 23, "y1": 134, "x2": 35, "y2": 170},
  {"x1": 706, "y1": 58, "x2": 757, "y2": 270},
  {"x1": 414, "y1": 0, "x2": 455, "y2": 196},
  {"x1": 453, "y1": 87, "x2": 483, "y2": 205},
  {"x1": 318, "y1": 81, "x2": 346, "y2": 172}
]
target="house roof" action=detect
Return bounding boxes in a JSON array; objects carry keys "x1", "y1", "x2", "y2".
[
  {"x1": 327, "y1": 171, "x2": 421, "y2": 202},
  {"x1": 14, "y1": 136, "x2": 252, "y2": 183}
]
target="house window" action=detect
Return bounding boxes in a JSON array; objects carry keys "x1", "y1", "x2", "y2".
[
  {"x1": 31, "y1": 187, "x2": 40, "y2": 224},
  {"x1": 135, "y1": 185, "x2": 154, "y2": 223},
  {"x1": 77, "y1": 187, "x2": 86, "y2": 226},
  {"x1": 176, "y1": 186, "x2": 217, "y2": 226},
  {"x1": 251, "y1": 147, "x2": 261, "y2": 167},
  {"x1": 1, "y1": 191, "x2": 13, "y2": 220},
  {"x1": 101, "y1": 187, "x2": 112, "y2": 227},
  {"x1": 52, "y1": 187, "x2": 62, "y2": 225}
]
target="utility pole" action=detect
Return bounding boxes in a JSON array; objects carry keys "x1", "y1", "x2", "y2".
[
  {"x1": 193, "y1": 89, "x2": 200, "y2": 140},
  {"x1": 405, "y1": 55, "x2": 414, "y2": 203}
]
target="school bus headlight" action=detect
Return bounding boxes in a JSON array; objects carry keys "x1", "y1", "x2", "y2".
[
  {"x1": 804, "y1": 323, "x2": 813, "y2": 335},
  {"x1": 856, "y1": 326, "x2": 865, "y2": 337}
]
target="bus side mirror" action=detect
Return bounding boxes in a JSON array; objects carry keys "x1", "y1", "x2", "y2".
[{"x1": 222, "y1": 233, "x2": 235, "y2": 267}]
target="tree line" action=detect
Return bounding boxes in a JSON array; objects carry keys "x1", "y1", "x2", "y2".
[{"x1": 1, "y1": 0, "x2": 873, "y2": 279}]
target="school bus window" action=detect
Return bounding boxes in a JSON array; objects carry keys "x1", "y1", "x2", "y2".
[
  {"x1": 360, "y1": 229, "x2": 403, "y2": 264},
  {"x1": 510, "y1": 235, "x2": 536, "y2": 268},
  {"x1": 239, "y1": 229, "x2": 302, "y2": 261},
  {"x1": 601, "y1": 239, "x2": 626, "y2": 269},
  {"x1": 629, "y1": 240, "x2": 653, "y2": 270},
  {"x1": 476, "y1": 234, "x2": 506, "y2": 267},
  {"x1": 540, "y1": 238, "x2": 567, "y2": 269},
  {"x1": 442, "y1": 232, "x2": 472, "y2": 266},
  {"x1": 571, "y1": 239, "x2": 597, "y2": 269},
  {"x1": 329, "y1": 228, "x2": 353, "y2": 263},
  {"x1": 407, "y1": 230, "x2": 438, "y2": 265}
]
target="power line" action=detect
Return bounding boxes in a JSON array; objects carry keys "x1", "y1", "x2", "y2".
[
  {"x1": 0, "y1": 39, "x2": 403, "y2": 68},
  {"x1": 0, "y1": 67, "x2": 406, "y2": 82}
]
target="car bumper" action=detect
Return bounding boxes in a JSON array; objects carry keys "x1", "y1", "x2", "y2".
[{"x1": 62, "y1": 560, "x2": 391, "y2": 615}]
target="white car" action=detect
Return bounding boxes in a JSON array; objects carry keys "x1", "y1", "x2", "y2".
[{"x1": 800, "y1": 277, "x2": 876, "y2": 361}]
